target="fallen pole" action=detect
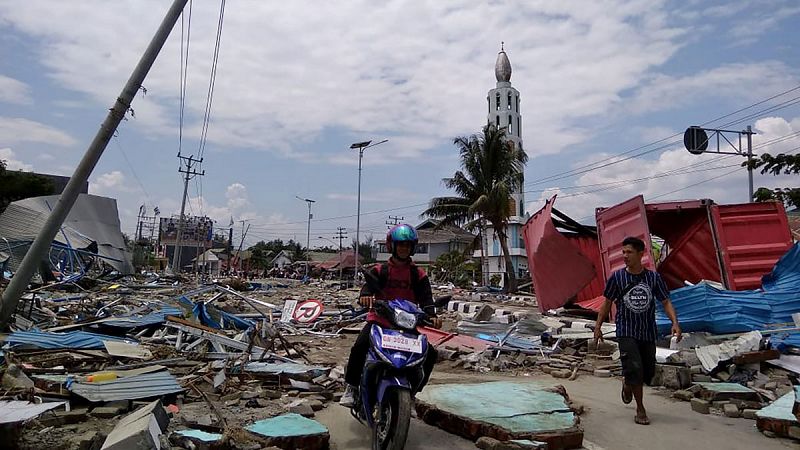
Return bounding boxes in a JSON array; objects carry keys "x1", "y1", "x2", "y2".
[{"x1": 0, "y1": 0, "x2": 190, "y2": 329}]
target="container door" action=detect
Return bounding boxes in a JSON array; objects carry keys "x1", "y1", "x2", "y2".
[{"x1": 596, "y1": 195, "x2": 655, "y2": 280}]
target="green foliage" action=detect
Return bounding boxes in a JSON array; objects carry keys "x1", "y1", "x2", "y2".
[
  {"x1": 422, "y1": 124, "x2": 527, "y2": 291},
  {"x1": 352, "y1": 234, "x2": 375, "y2": 264},
  {"x1": 0, "y1": 160, "x2": 56, "y2": 214},
  {"x1": 745, "y1": 153, "x2": 800, "y2": 208},
  {"x1": 430, "y1": 250, "x2": 477, "y2": 288}
]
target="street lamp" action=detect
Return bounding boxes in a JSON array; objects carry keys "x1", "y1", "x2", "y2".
[
  {"x1": 351, "y1": 139, "x2": 388, "y2": 283},
  {"x1": 296, "y1": 196, "x2": 316, "y2": 279}
]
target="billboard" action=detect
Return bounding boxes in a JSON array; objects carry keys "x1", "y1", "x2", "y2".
[{"x1": 159, "y1": 216, "x2": 213, "y2": 246}]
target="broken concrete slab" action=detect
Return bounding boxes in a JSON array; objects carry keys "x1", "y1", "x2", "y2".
[
  {"x1": 101, "y1": 413, "x2": 161, "y2": 450},
  {"x1": 691, "y1": 398, "x2": 710, "y2": 414},
  {"x1": 724, "y1": 403, "x2": 740, "y2": 418},
  {"x1": 119, "y1": 400, "x2": 169, "y2": 433},
  {"x1": 756, "y1": 391, "x2": 799, "y2": 438},
  {"x1": 246, "y1": 413, "x2": 330, "y2": 450},
  {"x1": 415, "y1": 381, "x2": 583, "y2": 449},
  {"x1": 694, "y1": 382, "x2": 760, "y2": 402},
  {"x1": 171, "y1": 429, "x2": 225, "y2": 449},
  {"x1": 659, "y1": 365, "x2": 691, "y2": 389}
]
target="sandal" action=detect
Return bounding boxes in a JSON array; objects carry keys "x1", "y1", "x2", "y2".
[
  {"x1": 621, "y1": 385, "x2": 633, "y2": 405},
  {"x1": 634, "y1": 414, "x2": 650, "y2": 425}
]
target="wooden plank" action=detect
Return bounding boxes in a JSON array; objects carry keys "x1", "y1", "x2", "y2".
[{"x1": 732, "y1": 349, "x2": 780, "y2": 365}]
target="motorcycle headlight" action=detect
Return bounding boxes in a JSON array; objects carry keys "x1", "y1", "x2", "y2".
[{"x1": 393, "y1": 309, "x2": 418, "y2": 330}]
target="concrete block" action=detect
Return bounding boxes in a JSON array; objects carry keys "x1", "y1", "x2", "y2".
[
  {"x1": 788, "y1": 426, "x2": 800, "y2": 440},
  {"x1": 307, "y1": 400, "x2": 325, "y2": 412},
  {"x1": 673, "y1": 390, "x2": 694, "y2": 401},
  {"x1": 690, "y1": 365, "x2": 704, "y2": 374},
  {"x1": 551, "y1": 369, "x2": 572, "y2": 379},
  {"x1": 723, "y1": 403, "x2": 740, "y2": 418},
  {"x1": 121, "y1": 400, "x2": 169, "y2": 433},
  {"x1": 742, "y1": 409, "x2": 759, "y2": 420},
  {"x1": 69, "y1": 430, "x2": 103, "y2": 450},
  {"x1": 288, "y1": 403, "x2": 315, "y2": 417},
  {"x1": 661, "y1": 365, "x2": 691, "y2": 389},
  {"x1": 593, "y1": 369, "x2": 612, "y2": 378},
  {"x1": 101, "y1": 413, "x2": 161, "y2": 450},
  {"x1": 260, "y1": 390, "x2": 283, "y2": 400},
  {"x1": 691, "y1": 398, "x2": 710, "y2": 414},
  {"x1": 692, "y1": 374, "x2": 713, "y2": 383}
]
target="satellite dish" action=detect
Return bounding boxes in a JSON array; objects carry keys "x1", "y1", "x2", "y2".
[{"x1": 684, "y1": 126, "x2": 709, "y2": 155}]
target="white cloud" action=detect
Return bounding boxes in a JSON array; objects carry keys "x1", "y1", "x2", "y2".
[
  {"x1": 0, "y1": 116, "x2": 76, "y2": 146},
  {"x1": 527, "y1": 114, "x2": 800, "y2": 222},
  {"x1": 0, "y1": 0, "x2": 693, "y2": 159},
  {"x1": 0, "y1": 75, "x2": 32, "y2": 104},
  {"x1": 326, "y1": 188, "x2": 422, "y2": 203},
  {"x1": 0, "y1": 148, "x2": 34, "y2": 171},
  {"x1": 90, "y1": 170, "x2": 127, "y2": 194}
]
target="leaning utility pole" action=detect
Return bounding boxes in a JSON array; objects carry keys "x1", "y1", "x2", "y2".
[
  {"x1": 0, "y1": 0, "x2": 189, "y2": 329},
  {"x1": 171, "y1": 154, "x2": 203, "y2": 272}
]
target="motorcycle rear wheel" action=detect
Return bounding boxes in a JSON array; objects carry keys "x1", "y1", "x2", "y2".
[{"x1": 372, "y1": 389, "x2": 411, "y2": 450}]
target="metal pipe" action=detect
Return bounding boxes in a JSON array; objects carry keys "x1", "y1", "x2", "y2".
[{"x1": 0, "y1": 0, "x2": 190, "y2": 329}]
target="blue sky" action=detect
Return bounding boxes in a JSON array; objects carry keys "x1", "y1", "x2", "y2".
[{"x1": 1, "y1": 0, "x2": 799, "y2": 248}]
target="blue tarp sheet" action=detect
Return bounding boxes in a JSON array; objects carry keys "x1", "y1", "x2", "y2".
[
  {"x1": 6, "y1": 330, "x2": 130, "y2": 350},
  {"x1": 657, "y1": 243, "x2": 800, "y2": 336},
  {"x1": 101, "y1": 305, "x2": 184, "y2": 329},
  {"x1": 176, "y1": 296, "x2": 254, "y2": 331}
]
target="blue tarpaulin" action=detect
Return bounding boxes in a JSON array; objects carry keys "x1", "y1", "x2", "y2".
[
  {"x1": 176, "y1": 295, "x2": 254, "y2": 330},
  {"x1": 6, "y1": 330, "x2": 130, "y2": 350},
  {"x1": 101, "y1": 305, "x2": 184, "y2": 329},
  {"x1": 657, "y1": 243, "x2": 800, "y2": 335}
]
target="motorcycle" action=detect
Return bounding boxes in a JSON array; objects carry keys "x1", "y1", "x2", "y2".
[{"x1": 349, "y1": 298, "x2": 431, "y2": 450}]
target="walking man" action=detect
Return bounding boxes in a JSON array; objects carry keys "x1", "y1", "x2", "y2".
[{"x1": 594, "y1": 236, "x2": 681, "y2": 425}]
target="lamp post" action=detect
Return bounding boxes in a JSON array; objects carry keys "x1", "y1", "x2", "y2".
[
  {"x1": 350, "y1": 139, "x2": 388, "y2": 284},
  {"x1": 296, "y1": 196, "x2": 315, "y2": 279}
]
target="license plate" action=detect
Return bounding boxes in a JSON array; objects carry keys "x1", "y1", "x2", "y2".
[{"x1": 381, "y1": 333, "x2": 423, "y2": 354}]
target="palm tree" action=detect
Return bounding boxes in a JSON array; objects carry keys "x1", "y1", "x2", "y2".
[{"x1": 422, "y1": 124, "x2": 528, "y2": 292}]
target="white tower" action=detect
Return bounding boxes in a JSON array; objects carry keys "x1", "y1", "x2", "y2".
[
  {"x1": 476, "y1": 43, "x2": 528, "y2": 287},
  {"x1": 487, "y1": 43, "x2": 524, "y2": 217}
]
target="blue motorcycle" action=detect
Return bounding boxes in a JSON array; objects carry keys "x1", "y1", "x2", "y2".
[{"x1": 350, "y1": 299, "x2": 431, "y2": 450}]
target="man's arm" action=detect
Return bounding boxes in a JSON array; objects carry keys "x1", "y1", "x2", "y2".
[
  {"x1": 359, "y1": 266, "x2": 382, "y2": 306},
  {"x1": 593, "y1": 298, "x2": 613, "y2": 345},
  {"x1": 661, "y1": 298, "x2": 682, "y2": 342}
]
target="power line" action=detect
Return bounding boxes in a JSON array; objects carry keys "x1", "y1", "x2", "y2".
[
  {"x1": 178, "y1": 0, "x2": 193, "y2": 156},
  {"x1": 197, "y1": 0, "x2": 226, "y2": 160}
]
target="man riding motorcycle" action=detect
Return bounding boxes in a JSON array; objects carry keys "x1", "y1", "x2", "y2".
[{"x1": 340, "y1": 223, "x2": 441, "y2": 407}]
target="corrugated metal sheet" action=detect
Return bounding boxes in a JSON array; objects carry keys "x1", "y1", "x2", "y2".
[
  {"x1": 712, "y1": 202, "x2": 793, "y2": 291},
  {"x1": 522, "y1": 196, "x2": 598, "y2": 312},
  {"x1": 656, "y1": 213, "x2": 721, "y2": 290},
  {"x1": 656, "y1": 243, "x2": 800, "y2": 335},
  {"x1": 6, "y1": 330, "x2": 131, "y2": 349},
  {"x1": 596, "y1": 195, "x2": 655, "y2": 280},
  {"x1": 68, "y1": 370, "x2": 183, "y2": 402},
  {"x1": 0, "y1": 194, "x2": 133, "y2": 274},
  {"x1": 0, "y1": 400, "x2": 65, "y2": 424},
  {"x1": 562, "y1": 234, "x2": 605, "y2": 302}
]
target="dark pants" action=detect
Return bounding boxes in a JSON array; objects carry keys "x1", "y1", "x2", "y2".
[
  {"x1": 344, "y1": 324, "x2": 437, "y2": 390},
  {"x1": 618, "y1": 337, "x2": 656, "y2": 386}
]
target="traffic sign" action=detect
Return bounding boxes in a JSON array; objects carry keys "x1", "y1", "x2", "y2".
[{"x1": 293, "y1": 299, "x2": 324, "y2": 323}]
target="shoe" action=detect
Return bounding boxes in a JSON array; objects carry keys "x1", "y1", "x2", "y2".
[{"x1": 339, "y1": 384, "x2": 356, "y2": 407}]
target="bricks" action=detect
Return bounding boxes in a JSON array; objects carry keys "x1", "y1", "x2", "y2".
[
  {"x1": 660, "y1": 365, "x2": 691, "y2": 390},
  {"x1": 723, "y1": 403, "x2": 740, "y2": 418},
  {"x1": 691, "y1": 398, "x2": 710, "y2": 414},
  {"x1": 673, "y1": 390, "x2": 694, "y2": 401}
]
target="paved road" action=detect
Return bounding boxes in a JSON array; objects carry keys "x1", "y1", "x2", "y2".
[{"x1": 316, "y1": 403, "x2": 476, "y2": 450}]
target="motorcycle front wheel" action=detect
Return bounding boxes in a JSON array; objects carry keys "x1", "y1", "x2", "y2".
[{"x1": 372, "y1": 388, "x2": 411, "y2": 450}]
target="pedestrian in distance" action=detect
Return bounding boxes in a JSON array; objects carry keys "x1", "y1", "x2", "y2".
[{"x1": 594, "y1": 236, "x2": 682, "y2": 425}]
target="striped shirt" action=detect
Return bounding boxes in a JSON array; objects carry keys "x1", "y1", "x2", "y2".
[{"x1": 604, "y1": 268, "x2": 669, "y2": 342}]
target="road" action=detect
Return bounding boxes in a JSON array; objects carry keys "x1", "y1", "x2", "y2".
[{"x1": 318, "y1": 372, "x2": 799, "y2": 450}]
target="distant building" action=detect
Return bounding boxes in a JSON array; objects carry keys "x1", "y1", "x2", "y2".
[
  {"x1": 271, "y1": 250, "x2": 293, "y2": 269},
  {"x1": 473, "y1": 44, "x2": 528, "y2": 284},
  {"x1": 376, "y1": 220, "x2": 475, "y2": 266}
]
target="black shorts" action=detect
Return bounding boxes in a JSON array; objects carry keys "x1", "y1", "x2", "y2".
[{"x1": 618, "y1": 337, "x2": 656, "y2": 386}]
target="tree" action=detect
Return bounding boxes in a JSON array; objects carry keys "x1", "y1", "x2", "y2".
[
  {"x1": 422, "y1": 124, "x2": 527, "y2": 292},
  {"x1": 430, "y1": 249, "x2": 478, "y2": 288},
  {"x1": 746, "y1": 153, "x2": 800, "y2": 208},
  {"x1": 352, "y1": 234, "x2": 375, "y2": 264},
  {"x1": 0, "y1": 160, "x2": 55, "y2": 214}
]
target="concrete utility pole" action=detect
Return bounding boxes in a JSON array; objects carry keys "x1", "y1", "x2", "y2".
[
  {"x1": 0, "y1": 0, "x2": 189, "y2": 329},
  {"x1": 335, "y1": 227, "x2": 347, "y2": 280},
  {"x1": 296, "y1": 196, "x2": 315, "y2": 278},
  {"x1": 171, "y1": 154, "x2": 204, "y2": 272},
  {"x1": 386, "y1": 215, "x2": 403, "y2": 229}
]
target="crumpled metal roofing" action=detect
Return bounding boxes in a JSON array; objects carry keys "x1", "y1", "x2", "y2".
[
  {"x1": 67, "y1": 370, "x2": 184, "y2": 402},
  {"x1": 6, "y1": 330, "x2": 131, "y2": 350},
  {"x1": 0, "y1": 193, "x2": 133, "y2": 274},
  {"x1": 657, "y1": 243, "x2": 800, "y2": 335},
  {"x1": 0, "y1": 400, "x2": 65, "y2": 424},
  {"x1": 100, "y1": 305, "x2": 184, "y2": 329}
]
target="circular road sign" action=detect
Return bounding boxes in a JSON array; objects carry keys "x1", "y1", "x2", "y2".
[
  {"x1": 684, "y1": 126, "x2": 709, "y2": 155},
  {"x1": 293, "y1": 299, "x2": 324, "y2": 323}
]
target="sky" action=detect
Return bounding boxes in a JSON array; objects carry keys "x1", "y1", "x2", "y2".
[{"x1": 1, "y1": 0, "x2": 799, "y2": 249}]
